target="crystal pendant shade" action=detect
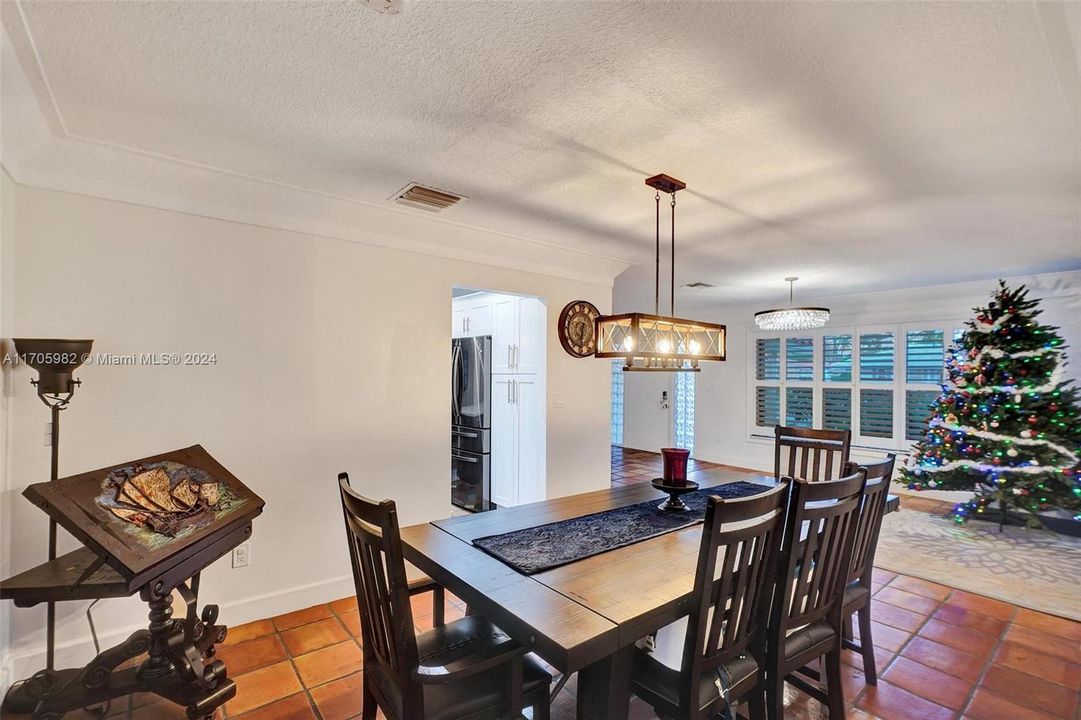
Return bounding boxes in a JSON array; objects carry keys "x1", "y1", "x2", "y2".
[
  {"x1": 753, "y1": 307, "x2": 831, "y2": 331},
  {"x1": 596, "y1": 312, "x2": 725, "y2": 371},
  {"x1": 754, "y1": 277, "x2": 830, "y2": 331}
]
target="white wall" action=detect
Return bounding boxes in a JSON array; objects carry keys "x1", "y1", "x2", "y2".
[
  {"x1": 0, "y1": 169, "x2": 13, "y2": 690},
  {"x1": 619, "y1": 271, "x2": 1081, "y2": 475},
  {"x1": 0, "y1": 178, "x2": 614, "y2": 678}
]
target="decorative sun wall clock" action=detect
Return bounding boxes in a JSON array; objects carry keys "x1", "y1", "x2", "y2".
[{"x1": 558, "y1": 301, "x2": 600, "y2": 358}]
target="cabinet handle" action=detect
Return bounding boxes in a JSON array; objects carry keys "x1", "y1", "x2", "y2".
[
  {"x1": 508, "y1": 344, "x2": 513, "y2": 368},
  {"x1": 507, "y1": 380, "x2": 512, "y2": 404},
  {"x1": 514, "y1": 344, "x2": 519, "y2": 368},
  {"x1": 513, "y1": 379, "x2": 518, "y2": 404}
]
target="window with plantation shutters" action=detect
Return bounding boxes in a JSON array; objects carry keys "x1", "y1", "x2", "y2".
[
  {"x1": 750, "y1": 322, "x2": 961, "y2": 449},
  {"x1": 860, "y1": 389, "x2": 893, "y2": 438},
  {"x1": 823, "y1": 334, "x2": 852, "y2": 382},
  {"x1": 906, "y1": 330, "x2": 944, "y2": 384},
  {"x1": 785, "y1": 387, "x2": 813, "y2": 427},
  {"x1": 905, "y1": 390, "x2": 939, "y2": 441},
  {"x1": 786, "y1": 338, "x2": 814, "y2": 381},
  {"x1": 756, "y1": 338, "x2": 780, "y2": 380},
  {"x1": 822, "y1": 388, "x2": 852, "y2": 431},
  {"x1": 859, "y1": 332, "x2": 894, "y2": 382}
]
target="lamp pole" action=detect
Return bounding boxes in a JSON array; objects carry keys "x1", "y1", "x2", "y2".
[{"x1": 12, "y1": 338, "x2": 93, "y2": 671}]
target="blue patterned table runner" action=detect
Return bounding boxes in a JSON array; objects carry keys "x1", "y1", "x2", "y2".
[{"x1": 472, "y1": 481, "x2": 773, "y2": 575}]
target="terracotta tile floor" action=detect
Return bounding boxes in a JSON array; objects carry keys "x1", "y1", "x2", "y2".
[{"x1": 14, "y1": 448, "x2": 1079, "y2": 719}]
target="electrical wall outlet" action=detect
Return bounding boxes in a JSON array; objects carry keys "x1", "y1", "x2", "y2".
[{"x1": 232, "y1": 543, "x2": 250, "y2": 568}]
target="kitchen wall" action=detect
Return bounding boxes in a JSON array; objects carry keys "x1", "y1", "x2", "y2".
[
  {"x1": 0, "y1": 176, "x2": 615, "y2": 678},
  {"x1": 618, "y1": 270, "x2": 1081, "y2": 475}
]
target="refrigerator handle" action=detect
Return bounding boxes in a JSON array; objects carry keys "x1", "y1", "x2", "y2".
[{"x1": 451, "y1": 344, "x2": 462, "y2": 418}]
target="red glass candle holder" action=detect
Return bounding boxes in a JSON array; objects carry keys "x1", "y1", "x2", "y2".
[{"x1": 661, "y1": 447, "x2": 690, "y2": 485}]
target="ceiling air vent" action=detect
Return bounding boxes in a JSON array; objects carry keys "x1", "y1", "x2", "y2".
[
  {"x1": 683, "y1": 282, "x2": 716, "y2": 289},
  {"x1": 393, "y1": 183, "x2": 465, "y2": 213}
]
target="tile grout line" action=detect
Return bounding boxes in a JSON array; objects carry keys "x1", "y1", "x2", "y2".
[
  {"x1": 859, "y1": 584, "x2": 959, "y2": 718},
  {"x1": 958, "y1": 603, "x2": 1019, "y2": 719}
]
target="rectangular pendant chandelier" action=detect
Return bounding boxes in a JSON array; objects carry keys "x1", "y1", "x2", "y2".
[
  {"x1": 594, "y1": 173, "x2": 726, "y2": 372},
  {"x1": 595, "y1": 312, "x2": 725, "y2": 371}
]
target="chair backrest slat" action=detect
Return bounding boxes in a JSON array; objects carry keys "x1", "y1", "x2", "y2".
[
  {"x1": 774, "y1": 426, "x2": 852, "y2": 483},
  {"x1": 774, "y1": 471, "x2": 866, "y2": 631},
  {"x1": 679, "y1": 482, "x2": 791, "y2": 698},
  {"x1": 845, "y1": 455, "x2": 897, "y2": 587},
  {"x1": 338, "y1": 473, "x2": 419, "y2": 714}
]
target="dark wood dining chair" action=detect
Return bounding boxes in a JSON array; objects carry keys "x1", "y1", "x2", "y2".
[
  {"x1": 840, "y1": 454, "x2": 897, "y2": 685},
  {"x1": 765, "y1": 470, "x2": 867, "y2": 720},
  {"x1": 337, "y1": 473, "x2": 551, "y2": 720},
  {"x1": 773, "y1": 426, "x2": 852, "y2": 483},
  {"x1": 629, "y1": 482, "x2": 791, "y2": 720}
]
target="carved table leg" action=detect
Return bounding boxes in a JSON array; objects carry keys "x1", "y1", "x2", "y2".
[{"x1": 139, "y1": 584, "x2": 178, "y2": 680}]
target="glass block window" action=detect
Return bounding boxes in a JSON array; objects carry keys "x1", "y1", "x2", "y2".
[
  {"x1": 823, "y1": 334, "x2": 852, "y2": 382},
  {"x1": 674, "y1": 371, "x2": 695, "y2": 454},
  {"x1": 822, "y1": 388, "x2": 852, "y2": 431},
  {"x1": 906, "y1": 330, "x2": 945, "y2": 384},
  {"x1": 786, "y1": 337, "x2": 814, "y2": 381},
  {"x1": 785, "y1": 387, "x2": 813, "y2": 428},
  {"x1": 610, "y1": 361, "x2": 624, "y2": 446},
  {"x1": 860, "y1": 389, "x2": 894, "y2": 438},
  {"x1": 859, "y1": 332, "x2": 895, "y2": 382},
  {"x1": 756, "y1": 386, "x2": 780, "y2": 427},
  {"x1": 905, "y1": 390, "x2": 939, "y2": 441},
  {"x1": 756, "y1": 338, "x2": 781, "y2": 380}
]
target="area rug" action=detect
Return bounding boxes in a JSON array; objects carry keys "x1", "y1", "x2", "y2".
[
  {"x1": 874, "y1": 509, "x2": 1081, "y2": 620},
  {"x1": 473, "y1": 481, "x2": 772, "y2": 575}
]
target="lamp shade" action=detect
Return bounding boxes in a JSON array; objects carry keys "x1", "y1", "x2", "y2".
[
  {"x1": 13, "y1": 338, "x2": 94, "y2": 395},
  {"x1": 595, "y1": 313, "x2": 725, "y2": 371}
]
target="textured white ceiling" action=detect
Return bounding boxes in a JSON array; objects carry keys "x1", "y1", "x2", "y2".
[{"x1": 3, "y1": 0, "x2": 1079, "y2": 303}]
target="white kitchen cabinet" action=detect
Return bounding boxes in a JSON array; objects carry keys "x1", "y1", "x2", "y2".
[
  {"x1": 490, "y1": 377, "x2": 544, "y2": 508},
  {"x1": 513, "y1": 377, "x2": 544, "y2": 504},
  {"x1": 491, "y1": 377, "x2": 518, "y2": 507},
  {"x1": 451, "y1": 295, "x2": 493, "y2": 337},
  {"x1": 492, "y1": 295, "x2": 544, "y2": 374},
  {"x1": 492, "y1": 296, "x2": 517, "y2": 373},
  {"x1": 515, "y1": 298, "x2": 543, "y2": 374},
  {"x1": 465, "y1": 298, "x2": 492, "y2": 336},
  {"x1": 451, "y1": 307, "x2": 467, "y2": 338}
]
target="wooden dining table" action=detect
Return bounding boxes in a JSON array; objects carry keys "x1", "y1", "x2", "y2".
[{"x1": 400, "y1": 469, "x2": 900, "y2": 719}]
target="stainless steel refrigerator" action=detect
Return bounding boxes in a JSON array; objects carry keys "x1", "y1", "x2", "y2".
[{"x1": 451, "y1": 336, "x2": 492, "y2": 511}]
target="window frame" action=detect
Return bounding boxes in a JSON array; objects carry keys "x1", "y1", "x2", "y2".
[{"x1": 748, "y1": 319, "x2": 964, "y2": 452}]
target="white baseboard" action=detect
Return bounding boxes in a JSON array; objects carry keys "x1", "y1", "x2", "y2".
[{"x1": 4, "y1": 573, "x2": 354, "y2": 682}]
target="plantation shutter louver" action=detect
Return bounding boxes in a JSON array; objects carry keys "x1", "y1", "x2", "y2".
[
  {"x1": 859, "y1": 332, "x2": 895, "y2": 382},
  {"x1": 785, "y1": 387, "x2": 814, "y2": 427},
  {"x1": 906, "y1": 330, "x2": 945, "y2": 384},
  {"x1": 823, "y1": 388, "x2": 852, "y2": 431},
  {"x1": 905, "y1": 390, "x2": 939, "y2": 441},
  {"x1": 786, "y1": 337, "x2": 814, "y2": 381},
  {"x1": 860, "y1": 389, "x2": 894, "y2": 438},
  {"x1": 756, "y1": 338, "x2": 780, "y2": 380},
  {"x1": 823, "y1": 334, "x2": 853, "y2": 382},
  {"x1": 756, "y1": 387, "x2": 780, "y2": 427}
]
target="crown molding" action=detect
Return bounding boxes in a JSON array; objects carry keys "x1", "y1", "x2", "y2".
[{"x1": 0, "y1": 11, "x2": 631, "y2": 287}]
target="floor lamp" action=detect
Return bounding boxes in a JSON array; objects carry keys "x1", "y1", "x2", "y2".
[{"x1": 12, "y1": 337, "x2": 93, "y2": 670}]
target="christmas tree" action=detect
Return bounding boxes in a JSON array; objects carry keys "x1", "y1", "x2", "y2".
[{"x1": 899, "y1": 281, "x2": 1081, "y2": 528}]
